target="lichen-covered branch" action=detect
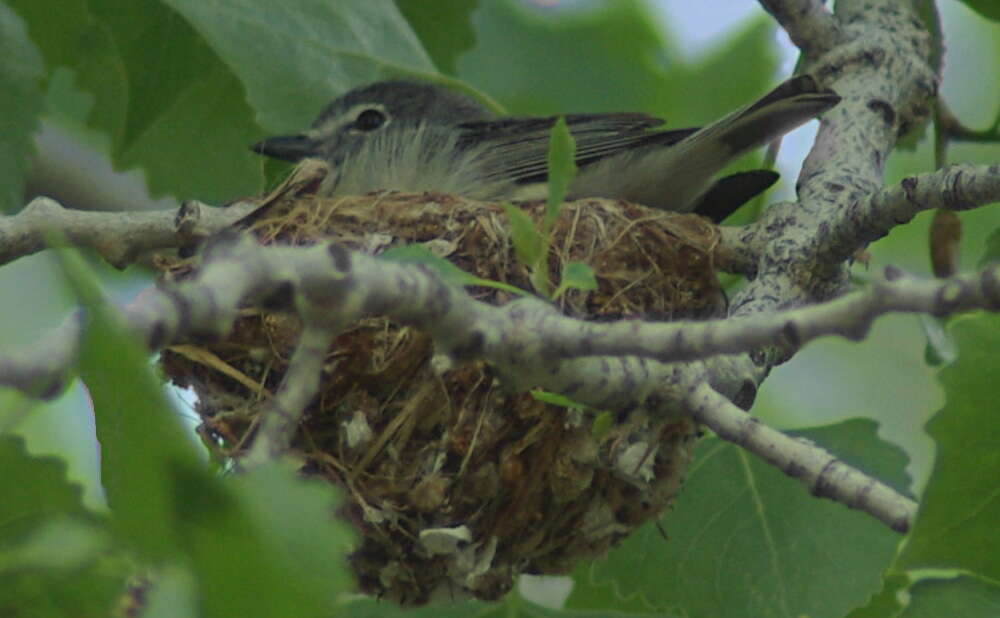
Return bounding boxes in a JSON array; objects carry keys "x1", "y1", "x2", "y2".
[
  {"x1": 758, "y1": 0, "x2": 840, "y2": 55},
  {"x1": 0, "y1": 230, "x2": 951, "y2": 530},
  {"x1": 0, "y1": 313, "x2": 82, "y2": 398},
  {"x1": 731, "y1": 0, "x2": 941, "y2": 318},
  {"x1": 533, "y1": 263, "x2": 1000, "y2": 360},
  {"x1": 824, "y1": 164, "x2": 1000, "y2": 262},
  {"x1": 245, "y1": 323, "x2": 340, "y2": 466},
  {"x1": 0, "y1": 197, "x2": 254, "y2": 268},
  {"x1": 686, "y1": 381, "x2": 916, "y2": 532},
  {"x1": 2, "y1": 229, "x2": 998, "y2": 420}
]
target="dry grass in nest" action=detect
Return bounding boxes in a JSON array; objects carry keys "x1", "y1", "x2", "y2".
[{"x1": 158, "y1": 179, "x2": 725, "y2": 604}]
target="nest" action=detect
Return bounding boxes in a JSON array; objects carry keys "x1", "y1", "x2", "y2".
[{"x1": 158, "y1": 171, "x2": 725, "y2": 604}]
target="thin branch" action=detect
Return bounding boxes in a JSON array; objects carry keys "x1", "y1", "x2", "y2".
[
  {"x1": 937, "y1": 100, "x2": 1000, "y2": 144},
  {"x1": 3, "y1": 194, "x2": 757, "y2": 276},
  {"x1": 520, "y1": 264, "x2": 1000, "y2": 365},
  {"x1": 715, "y1": 225, "x2": 759, "y2": 278},
  {"x1": 244, "y1": 322, "x2": 339, "y2": 467},
  {"x1": 0, "y1": 313, "x2": 81, "y2": 398},
  {"x1": 0, "y1": 197, "x2": 254, "y2": 268},
  {"x1": 823, "y1": 164, "x2": 1000, "y2": 263},
  {"x1": 687, "y1": 381, "x2": 916, "y2": 533}
]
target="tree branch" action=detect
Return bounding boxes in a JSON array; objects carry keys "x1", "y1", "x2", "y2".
[
  {"x1": 245, "y1": 322, "x2": 340, "y2": 466},
  {"x1": 758, "y1": 0, "x2": 840, "y2": 55},
  {"x1": 732, "y1": 0, "x2": 939, "y2": 316},
  {"x1": 686, "y1": 381, "x2": 916, "y2": 532},
  {"x1": 536, "y1": 264, "x2": 1000, "y2": 360},
  {"x1": 0, "y1": 197, "x2": 254, "y2": 268},
  {"x1": 7, "y1": 223, "x2": 1000, "y2": 393},
  {"x1": 4, "y1": 231, "x2": 997, "y2": 406},
  {"x1": 824, "y1": 164, "x2": 1000, "y2": 262}
]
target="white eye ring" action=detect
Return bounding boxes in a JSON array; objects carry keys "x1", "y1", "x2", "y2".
[
  {"x1": 355, "y1": 108, "x2": 386, "y2": 131},
  {"x1": 344, "y1": 103, "x2": 390, "y2": 133}
]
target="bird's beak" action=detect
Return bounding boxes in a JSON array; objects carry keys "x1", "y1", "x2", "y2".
[{"x1": 250, "y1": 134, "x2": 321, "y2": 162}]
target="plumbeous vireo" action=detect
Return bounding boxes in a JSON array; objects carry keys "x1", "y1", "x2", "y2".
[{"x1": 251, "y1": 75, "x2": 839, "y2": 222}]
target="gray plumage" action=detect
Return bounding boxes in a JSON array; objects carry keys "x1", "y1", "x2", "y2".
[{"x1": 252, "y1": 76, "x2": 839, "y2": 219}]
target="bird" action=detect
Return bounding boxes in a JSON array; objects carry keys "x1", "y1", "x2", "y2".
[{"x1": 249, "y1": 75, "x2": 839, "y2": 223}]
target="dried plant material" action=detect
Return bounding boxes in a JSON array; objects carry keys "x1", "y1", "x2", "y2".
[
  {"x1": 158, "y1": 181, "x2": 724, "y2": 604},
  {"x1": 166, "y1": 344, "x2": 273, "y2": 397},
  {"x1": 930, "y1": 209, "x2": 962, "y2": 278}
]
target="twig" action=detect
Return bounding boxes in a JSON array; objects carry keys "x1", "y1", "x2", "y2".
[
  {"x1": 687, "y1": 381, "x2": 916, "y2": 532},
  {"x1": 0, "y1": 197, "x2": 254, "y2": 268}
]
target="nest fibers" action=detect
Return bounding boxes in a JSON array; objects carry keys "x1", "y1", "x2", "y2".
[{"x1": 159, "y1": 165, "x2": 726, "y2": 605}]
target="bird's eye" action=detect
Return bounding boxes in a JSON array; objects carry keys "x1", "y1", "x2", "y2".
[{"x1": 354, "y1": 108, "x2": 387, "y2": 131}]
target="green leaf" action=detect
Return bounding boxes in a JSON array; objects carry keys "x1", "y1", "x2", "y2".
[
  {"x1": 568, "y1": 420, "x2": 908, "y2": 618},
  {"x1": 0, "y1": 3, "x2": 44, "y2": 214},
  {"x1": 0, "y1": 434, "x2": 96, "y2": 545},
  {"x1": 8, "y1": 0, "x2": 265, "y2": 202},
  {"x1": 116, "y1": 63, "x2": 264, "y2": 202},
  {"x1": 55, "y1": 246, "x2": 354, "y2": 616},
  {"x1": 9, "y1": 1, "x2": 442, "y2": 202},
  {"x1": 379, "y1": 243, "x2": 484, "y2": 288},
  {"x1": 54, "y1": 245, "x2": 202, "y2": 561},
  {"x1": 956, "y1": 0, "x2": 1000, "y2": 22},
  {"x1": 172, "y1": 461, "x2": 354, "y2": 618},
  {"x1": 553, "y1": 261, "x2": 598, "y2": 300},
  {"x1": 847, "y1": 572, "x2": 908, "y2": 618},
  {"x1": 898, "y1": 314, "x2": 1000, "y2": 579},
  {"x1": 0, "y1": 436, "x2": 125, "y2": 617},
  {"x1": 163, "y1": 0, "x2": 436, "y2": 133},
  {"x1": 395, "y1": 0, "x2": 477, "y2": 75},
  {"x1": 0, "y1": 553, "x2": 126, "y2": 618},
  {"x1": 379, "y1": 244, "x2": 528, "y2": 297},
  {"x1": 503, "y1": 202, "x2": 545, "y2": 268},
  {"x1": 919, "y1": 315, "x2": 956, "y2": 366},
  {"x1": 457, "y1": 0, "x2": 672, "y2": 115},
  {"x1": 5, "y1": 0, "x2": 118, "y2": 147},
  {"x1": 230, "y1": 463, "x2": 354, "y2": 598},
  {"x1": 0, "y1": 517, "x2": 110, "y2": 572},
  {"x1": 978, "y1": 226, "x2": 1000, "y2": 268},
  {"x1": 504, "y1": 201, "x2": 551, "y2": 296},
  {"x1": 590, "y1": 411, "x2": 614, "y2": 441},
  {"x1": 0, "y1": 384, "x2": 41, "y2": 435},
  {"x1": 902, "y1": 575, "x2": 1000, "y2": 617},
  {"x1": 545, "y1": 117, "x2": 577, "y2": 227},
  {"x1": 142, "y1": 564, "x2": 199, "y2": 618},
  {"x1": 457, "y1": 0, "x2": 779, "y2": 121},
  {"x1": 530, "y1": 389, "x2": 584, "y2": 409},
  {"x1": 561, "y1": 562, "x2": 659, "y2": 614}
]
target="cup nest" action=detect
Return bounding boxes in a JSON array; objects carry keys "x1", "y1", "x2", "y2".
[{"x1": 158, "y1": 165, "x2": 725, "y2": 604}]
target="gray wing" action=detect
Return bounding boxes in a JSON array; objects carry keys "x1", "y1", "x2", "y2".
[{"x1": 456, "y1": 113, "x2": 698, "y2": 186}]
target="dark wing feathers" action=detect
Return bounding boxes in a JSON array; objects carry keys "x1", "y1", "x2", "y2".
[
  {"x1": 689, "y1": 170, "x2": 779, "y2": 223},
  {"x1": 455, "y1": 114, "x2": 777, "y2": 220},
  {"x1": 457, "y1": 113, "x2": 699, "y2": 185}
]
